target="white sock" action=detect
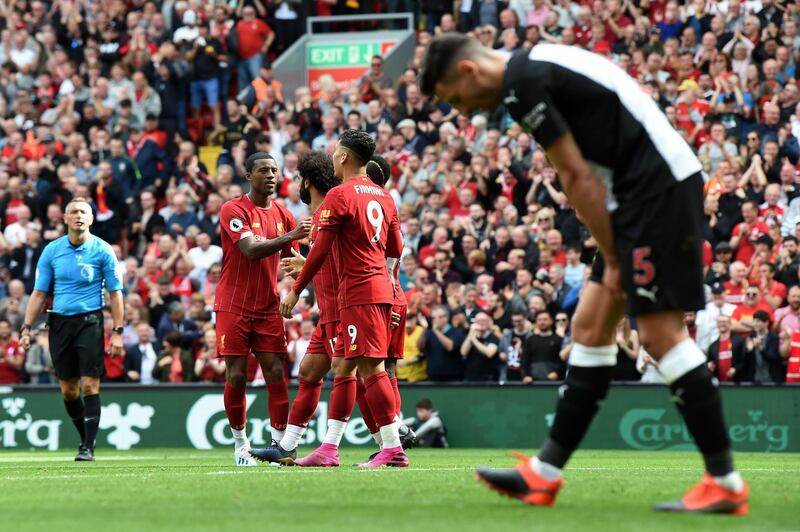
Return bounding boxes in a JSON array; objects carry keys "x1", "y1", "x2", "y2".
[
  {"x1": 371, "y1": 431, "x2": 383, "y2": 449},
  {"x1": 322, "y1": 420, "x2": 347, "y2": 446},
  {"x1": 395, "y1": 414, "x2": 410, "y2": 435},
  {"x1": 379, "y1": 421, "x2": 401, "y2": 450},
  {"x1": 270, "y1": 428, "x2": 285, "y2": 444},
  {"x1": 529, "y1": 457, "x2": 563, "y2": 480},
  {"x1": 280, "y1": 424, "x2": 306, "y2": 451},
  {"x1": 232, "y1": 428, "x2": 250, "y2": 451},
  {"x1": 658, "y1": 338, "x2": 707, "y2": 384},
  {"x1": 713, "y1": 471, "x2": 744, "y2": 492}
]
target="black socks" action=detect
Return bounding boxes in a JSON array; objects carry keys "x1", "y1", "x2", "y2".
[
  {"x1": 539, "y1": 366, "x2": 614, "y2": 469},
  {"x1": 669, "y1": 365, "x2": 734, "y2": 476},
  {"x1": 82, "y1": 394, "x2": 101, "y2": 451},
  {"x1": 64, "y1": 398, "x2": 86, "y2": 443}
]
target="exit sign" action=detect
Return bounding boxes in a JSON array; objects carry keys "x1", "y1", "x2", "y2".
[{"x1": 307, "y1": 41, "x2": 396, "y2": 68}]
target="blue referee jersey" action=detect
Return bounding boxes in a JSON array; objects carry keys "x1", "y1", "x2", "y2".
[{"x1": 34, "y1": 234, "x2": 124, "y2": 316}]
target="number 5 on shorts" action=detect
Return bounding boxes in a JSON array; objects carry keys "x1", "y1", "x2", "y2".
[{"x1": 632, "y1": 246, "x2": 656, "y2": 286}]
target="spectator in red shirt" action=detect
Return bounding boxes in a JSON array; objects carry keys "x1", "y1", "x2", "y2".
[
  {"x1": 546, "y1": 229, "x2": 567, "y2": 265},
  {"x1": 724, "y1": 260, "x2": 749, "y2": 305},
  {"x1": 233, "y1": 4, "x2": 274, "y2": 90},
  {"x1": 731, "y1": 286, "x2": 774, "y2": 335},
  {"x1": 758, "y1": 262, "x2": 787, "y2": 309},
  {"x1": 730, "y1": 201, "x2": 770, "y2": 265},
  {"x1": 601, "y1": 0, "x2": 632, "y2": 45},
  {"x1": 760, "y1": 183, "x2": 784, "y2": 228},
  {"x1": 419, "y1": 227, "x2": 451, "y2": 269},
  {"x1": 0, "y1": 320, "x2": 24, "y2": 384},
  {"x1": 573, "y1": 6, "x2": 593, "y2": 46}
]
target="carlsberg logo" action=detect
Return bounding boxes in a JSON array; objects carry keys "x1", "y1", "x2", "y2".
[
  {"x1": 186, "y1": 394, "x2": 373, "y2": 449},
  {"x1": 620, "y1": 409, "x2": 789, "y2": 451}
]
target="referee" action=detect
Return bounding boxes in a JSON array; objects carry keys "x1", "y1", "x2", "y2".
[{"x1": 20, "y1": 197, "x2": 125, "y2": 461}]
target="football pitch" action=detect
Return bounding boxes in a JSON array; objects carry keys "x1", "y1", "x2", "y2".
[{"x1": 1, "y1": 449, "x2": 797, "y2": 532}]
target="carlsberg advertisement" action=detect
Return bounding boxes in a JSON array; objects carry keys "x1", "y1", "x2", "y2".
[{"x1": 0, "y1": 385, "x2": 797, "y2": 452}]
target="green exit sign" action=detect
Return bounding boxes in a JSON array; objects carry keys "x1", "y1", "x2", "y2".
[{"x1": 307, "y1": 41, "x2": 395, "y2": 68}]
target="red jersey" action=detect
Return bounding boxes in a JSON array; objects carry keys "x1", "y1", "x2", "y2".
[
  {"x1": 310, "y1": 206, "x2": 340, "y2": 324},
  {"x1": 215, "y1": 194, "x2": 297, "y2": 318},
  {"x1": 731, "y1": 302, "x2": 774, "y2": 331},
  {"x1": 723, "y1": 281, "x2": 746, "y2": 305},
  {"x1": 702, "y1": 240, "x2": 713, "y2": 268},
  {"x1": 293, "y1": 176, "x2": 402, "y2": 309},
  {"x1": 787, "y1": 331, "x2": 800, "y2": 383},
  {"x1": 717, "y1": 336, "x2": 733, "y2": 382},
  {"x1": 235, "y1": 19, "x2": 273, "y2": 60},
  {"x1": 731, "y1": 220, "x2": 769, "y2": 265},
  {"x1": 0, "y1": 340, "x2": 22, "y2": 384}
]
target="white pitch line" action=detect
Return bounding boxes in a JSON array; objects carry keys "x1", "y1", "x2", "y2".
[{"x1": 0, "y1": 454, "x2": 213, "y2": 463}]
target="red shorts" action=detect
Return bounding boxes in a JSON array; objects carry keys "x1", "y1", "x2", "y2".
[
  {"x1": 388, "y1": 304, "x2": 406, "y2": 359},
  {"x1": 216, "y1": 311, "x2": 288, "y2": 356},
  {"x1": 339, "y1": 304, "x2": 391, "y2": 359},
  {"x1": 307, "y1": 321, "x2": 340, "y2": 358}
]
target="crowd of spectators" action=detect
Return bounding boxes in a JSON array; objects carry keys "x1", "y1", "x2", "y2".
[{"x1": 1, "y1": 0, "x2": 800, "y2": 386}]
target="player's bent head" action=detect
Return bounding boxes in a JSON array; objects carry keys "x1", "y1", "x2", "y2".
[
  {"x1": 420, "y1": 33, "x2": 487, "y2": 98},
  {"x1": 366, "y1": 154, "x2": 391, "y2": 187},
  {"x1": 245, "y1": 151, "x2": 275, "y2": 173},
  {"x1": 337, "y1": 128, "x2": 376, "y2": 167},
  {"x1": 297, "y1": 150, "x2": 338, "y2": 193}
]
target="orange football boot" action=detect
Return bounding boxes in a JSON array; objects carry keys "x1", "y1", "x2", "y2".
[
  {"x1": 476, "y1": 453, "x2": 564, "y2": 506},
  {"x1": 654, "y1": 474, "x2": 749, "y2": 515}
]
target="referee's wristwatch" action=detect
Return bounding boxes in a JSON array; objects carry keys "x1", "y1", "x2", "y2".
[
  {"x1": 112, "y1": 326, "x2": 124, "y2": 336},
  {"x1": 20, "y1": 323, "x2": 32, "y2": 335}
]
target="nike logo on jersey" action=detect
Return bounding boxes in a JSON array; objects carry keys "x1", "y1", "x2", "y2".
[{"x1": 636, "y1": 286, "x2": 659, "y2": 303}]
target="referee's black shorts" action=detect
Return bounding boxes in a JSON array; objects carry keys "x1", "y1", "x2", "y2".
[
  {"x1": 49, "y1": 310, "x2": 105, "y2": 380},
  {"x1": 588, "y1": 173, "x2": 706, "y2": 316}
]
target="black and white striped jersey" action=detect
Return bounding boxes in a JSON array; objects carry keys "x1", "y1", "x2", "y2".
[{"x1": 501, "y1": 44, "x2": 702, "y2": 211}]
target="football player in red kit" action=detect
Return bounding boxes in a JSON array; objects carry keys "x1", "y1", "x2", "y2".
[
  {"x1": 281, "y1": 130, "x2": 408, "y2": 467},
  {"x1": 214, "y1": 152, "x2": 310, "y2": 466}
]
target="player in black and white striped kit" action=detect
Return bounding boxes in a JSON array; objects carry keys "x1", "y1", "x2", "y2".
[{"x1": 421, "y1": 35, "x2": 748, "y2": 515}]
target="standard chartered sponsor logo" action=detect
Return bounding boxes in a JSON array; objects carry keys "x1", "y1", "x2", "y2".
[
  {"x1": 619, "y1": 408, "x2": 790, "y2": 452},
  {"x1": 186, "y1": 394, "x2": 373, "y2": 449}
]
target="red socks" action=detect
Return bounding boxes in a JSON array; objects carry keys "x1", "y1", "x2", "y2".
[
  {"x1": 287, "y1": 378, "x2": 323, "y2": 427},
  {"x1": 356, "y1": 378, "x2": 378, "y2": 433},
  {"x1": 224, "y1": 382, "x2": 247, "y2": 429},
  {"x1": 389, "y1": 377, "x2": 402, "y2": 418},
  {"x1": 266, "y1": 381, "x2": 290, "y2": 431},
  {"x1": 363, "y1": 371, "x2": 396, "y2": 428},
  {"x1": 329, "y1": 376, "x2": 357, "y2": 422}
]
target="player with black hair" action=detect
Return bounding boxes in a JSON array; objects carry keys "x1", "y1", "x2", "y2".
[
  {"x1": 214, "y1": 151, "x2": 311, "y2": 466},
  {"x1": 353, "y1": 154, "x2": 418, "y2": 459},
  {"x1": 281, "y1": 131, "x2": 409, "y2": 467},
  {"x1": 421, "y1": 34, "x2": 747, "y2": 514},
  {"x1": 251, "y1": 150, "x2": 353, "y2": 466}
]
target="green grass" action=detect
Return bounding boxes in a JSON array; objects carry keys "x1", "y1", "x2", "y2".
[{"x1": 1, "y1": 449, "x2": 797, "y2": 532}]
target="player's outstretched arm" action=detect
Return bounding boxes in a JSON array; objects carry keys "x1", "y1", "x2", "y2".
[
  {"x1": 281, "y1": 229, "x2": 335, "y2": 318},
  {"x1": 237, "y1": 219, "x2": 311, "y2": 261}
]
